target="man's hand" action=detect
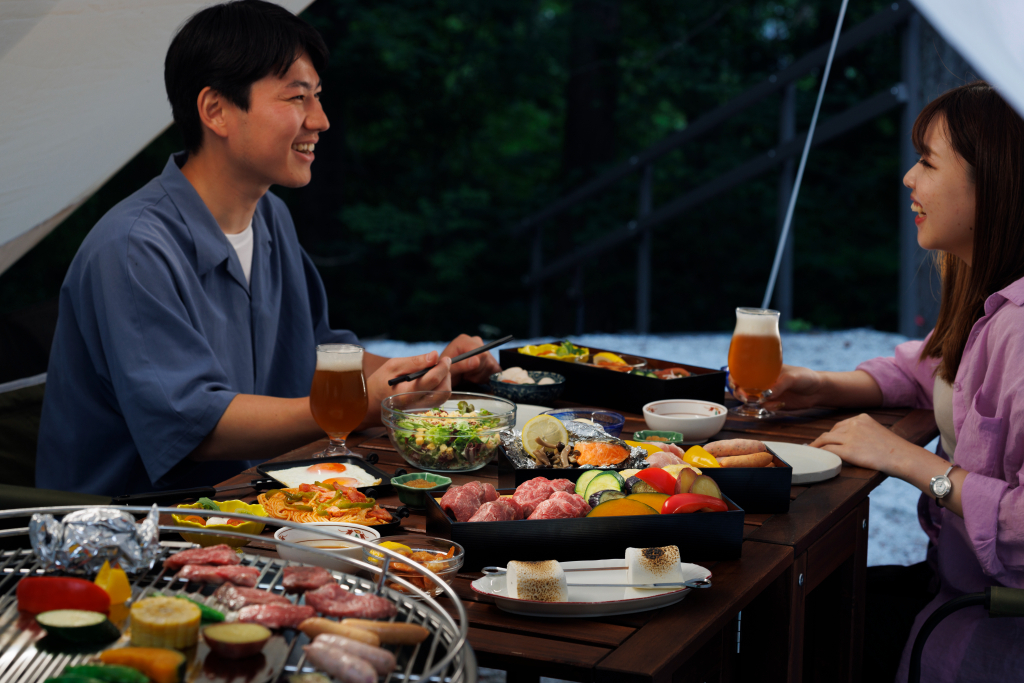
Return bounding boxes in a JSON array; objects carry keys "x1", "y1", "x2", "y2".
[
  {"x1": 441, "y1": 334, "x2": 502, "y2": 385},
  {"x1": 360, "y1": 351, "x2": 453, "y2": 429}
]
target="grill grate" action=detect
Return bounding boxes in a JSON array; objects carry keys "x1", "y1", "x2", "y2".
[{"x1": 0, "y1": 537, "x2": 475, "y2": 683}]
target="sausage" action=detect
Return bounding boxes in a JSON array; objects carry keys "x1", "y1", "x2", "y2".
[
  {"x1": 341, "y1": 619, "x2": 430, "y2": 645},
  {"x1": 704, "y1": 439, "x2": 766, "y2": 457},
  {"x1": 299, "y1": 617, "x2": 380, "y2": 647},
  {"x1": 717, "y1": 452, "x2": 774, "y2": 468},
  {"x1": 303, "y1": 641, "x2": 376, "y2": 683},
  {"x1": 314, "y1": 633, "x2": 397, "y2": 675}
]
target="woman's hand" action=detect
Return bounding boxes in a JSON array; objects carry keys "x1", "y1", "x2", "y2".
[
  {"x1": 360, "y1": 351, "x2": 452, "y2": 428},
  {"x1": 441, "y1": 334, "x2": 502, "y2": 384},
  {"x1": 763, "y1": 367, "x2": 884, "y2": 411},
  {"x1": 809, "y1": 413, "x2": 921, "y2": 475},
  {"x1": 762, "y1": 364, "x2": 827, "y2": 411}
]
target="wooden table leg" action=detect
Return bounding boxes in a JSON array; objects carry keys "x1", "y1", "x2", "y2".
[{"x1": 737, "y1": 552, "x2": 805, "y2": 683}]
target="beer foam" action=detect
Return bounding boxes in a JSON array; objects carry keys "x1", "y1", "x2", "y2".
[
  {"x1": 316, "y1": 345, "x2": 363, "y2": 371},
  {"x1": 734, "y1": 308, "x2": 780, "y2": 336}
]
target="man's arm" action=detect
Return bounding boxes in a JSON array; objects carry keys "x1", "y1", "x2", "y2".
[{"x1": 189, "y1": 394, "x2": 323, "y2": 461}]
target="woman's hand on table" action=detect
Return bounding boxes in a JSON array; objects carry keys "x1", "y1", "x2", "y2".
[{"x1": 359, "y1": 352, "x2": 453, "y2": 429}]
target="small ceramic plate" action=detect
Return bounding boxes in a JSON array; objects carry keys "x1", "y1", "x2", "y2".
[
  {"x1": 762, "y1": 441, "x2": 843, "y2": 484},
  {"x1": 471, "y1": 558, "x2": 712, "y2": 617}
]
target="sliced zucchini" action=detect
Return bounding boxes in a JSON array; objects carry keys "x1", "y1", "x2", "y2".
[
  {"x1": 583, "y1": 472, "x2": 625, "y2": 500},
  {"x1": 588, "y1": 489, "x2": 626, "y2": 508},
  {"x1": 37, "y1": 610, "x2": 121, "y2": 644},
  {"x1": 574, "y1": 470, "x2": 602, "y2": 497}
]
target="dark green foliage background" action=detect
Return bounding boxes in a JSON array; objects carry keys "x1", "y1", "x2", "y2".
[{"x1": 0, "y1": 0, "x2": 904, "y2": 340}]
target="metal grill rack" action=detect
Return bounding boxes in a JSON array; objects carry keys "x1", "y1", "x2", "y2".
[{"x1": 0, "y1": 505, "x2": 476, "y2": 683}]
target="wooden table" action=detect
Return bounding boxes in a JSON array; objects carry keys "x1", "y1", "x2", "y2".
[{"x1": 215, "y1": 402, "x2": 937, "y2": 683}]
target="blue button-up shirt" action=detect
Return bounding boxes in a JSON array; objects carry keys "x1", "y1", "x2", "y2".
[{"x1": 37, "y1": 153, "x2": 358, "y2": 496}]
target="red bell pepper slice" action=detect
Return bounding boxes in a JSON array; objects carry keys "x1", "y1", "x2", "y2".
[
  {"x1": 16, "y1": 576, "x2": 110, "y2": 614},
  {"x1": 635, "y1": 468, "x2": 677, "y2": 495},
  {"x1": 661, "y1": 493, "x2": 729, "y2": 515}
]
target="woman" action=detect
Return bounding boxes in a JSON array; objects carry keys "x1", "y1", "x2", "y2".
[{"x1": 768, "y1": 81, "x2": 1024, "y2": 683}]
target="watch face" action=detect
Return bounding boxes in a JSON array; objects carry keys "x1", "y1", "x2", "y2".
[{"x1": 932, "y1": 476, "x2": 952, "y2": 498}]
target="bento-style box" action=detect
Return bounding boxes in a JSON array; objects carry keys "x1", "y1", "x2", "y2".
[
  {"x1": 699, "y1": 444, "x2": 792, "y2": 513},
  {"x1": 499, "y1": 342, "x2": 727, "y2": 414},
  {"x1": 424, "y1": 488, "x2": 744, "y2": 571},
  {"x1": 499, "y1": 444, "x2": 792, "y2": 513}
]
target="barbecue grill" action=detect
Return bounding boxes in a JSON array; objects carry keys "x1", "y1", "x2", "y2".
[{"x1": 0, "y1": 505, "x2": 476, "y2": 683}]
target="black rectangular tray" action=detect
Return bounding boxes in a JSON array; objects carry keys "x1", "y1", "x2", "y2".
[
  {"x1": 257, "y1": 453, "x2": 394, "y2": 497},
  {"x1": 499, "y1": 341, "x2": 727, "y2": 414},
  {"x1": 424, "y1": 487, "x2": 744, "y2": 570},
  {"x1": 700, "y1": 444, "x2": 792, "y2": 514}
]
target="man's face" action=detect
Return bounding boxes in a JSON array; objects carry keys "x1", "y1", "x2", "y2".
[{"x1": 226, "y1": 52, "x2": 329, "y2": 189}]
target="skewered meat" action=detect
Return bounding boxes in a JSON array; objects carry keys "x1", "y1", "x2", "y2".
[
  {"x1": 282, "y1": 565, "x2": 335, "y2": 593},
  {"x1": 304, "y1": 583, "x2": 397, "y2": 619},
  {"x1": 175, "y1": 564, "x2": 260, "y2": 587},
  {"x1": 163, "y1": 544, "x2": 241, "y2": 571},
  {"x1": 238, "y1": 602, "x2": 316, "y2": 629},
  {"x1": 212, "y1": 584, "x2": 290, "y2": 611}
]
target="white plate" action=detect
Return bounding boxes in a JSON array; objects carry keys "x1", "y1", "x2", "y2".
[
  {"x1": 471, "y1": 559, "x2": 712, "y2": 617},
  {"x1": 514, "y1": 403, "x2": 550, "y2": 431},
  {"x1": 763, "y1": 441, "x2": 843, "y2": 484}
]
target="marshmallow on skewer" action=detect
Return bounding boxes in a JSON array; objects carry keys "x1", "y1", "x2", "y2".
[
  {"x1": 624, "y1": 546, "x2": 685, "y2": 599},
  {"x1": 506, "y1": 560, "x2": 568, "y2": 602}
]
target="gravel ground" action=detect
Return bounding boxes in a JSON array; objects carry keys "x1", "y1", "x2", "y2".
[{"x1": 365, "y1": 330, "x2": 932, "y2": 683}]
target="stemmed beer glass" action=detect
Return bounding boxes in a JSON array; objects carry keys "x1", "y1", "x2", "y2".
[
  {"x1": 310, "y1": 344, "x2": 368, "y2": 458},
  {"x1": 727, "y1": 308, "x2": 783, "y2": 419}
]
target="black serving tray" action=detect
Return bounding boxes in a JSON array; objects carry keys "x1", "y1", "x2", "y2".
[
  {"x1": 499, "y1": 342, "x2": 727, "y2": 414},
  {"x1": 699, "y1": 444, "x2": 793, "y2": 514},
  {"x1": 257, "y1": 453, "x2": 396, "y2": 497},
  {"x1": 424, "y1": 487, "x2": 744, "y2": 571}
]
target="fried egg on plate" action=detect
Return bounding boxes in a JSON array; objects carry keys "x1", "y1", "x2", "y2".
[{"x1": 270, "y1": 462, "x2": 382, "y2": 488}]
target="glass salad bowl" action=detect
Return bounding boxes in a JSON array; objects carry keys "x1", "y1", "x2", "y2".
[{"x1": 381, "y1": 391, "x2": 515, "y2": 472}]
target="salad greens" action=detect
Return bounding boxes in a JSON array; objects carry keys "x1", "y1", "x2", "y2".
[{"x1": 392, "y1": 402, "x2": 503, "y2": 469}]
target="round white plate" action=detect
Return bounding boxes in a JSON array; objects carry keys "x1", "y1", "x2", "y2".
[
  {"x1": 470, "y1": 559, "x2": 712, "y2": 618},
  {"x1": 514, "y1": 403, "x2": 550, "y2": 431},
  {"x1": 763, "y1": 441, "x2": 843, "y2": 484}
]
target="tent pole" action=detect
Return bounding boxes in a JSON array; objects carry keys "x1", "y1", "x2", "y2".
[
  {"x1": 899, "y1": 11, "x2": 926, "y2": 338},
  {"x1": 775, "y1": 83, "x2": 797, "y2": 325}
]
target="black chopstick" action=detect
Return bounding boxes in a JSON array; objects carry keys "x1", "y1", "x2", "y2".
[{"x1": 387, "y1": 334, "x2": 515, "y2": 386}]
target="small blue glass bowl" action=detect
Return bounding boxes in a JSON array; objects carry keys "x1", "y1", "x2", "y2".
[
  {"x1": 543, "y1": 409, "x2": 626, "y2": 438},
  {"x1": 489, "y1": 371, "x2": 565, "y2": 404}
]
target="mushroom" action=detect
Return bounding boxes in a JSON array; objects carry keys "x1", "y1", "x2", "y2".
[
  {"x1": 532, "y1": 448, "x2": 551, "y2": 466},
  {"x1": 556, "y1": 442, "x2": 573, "y2": 468},
  {"x1": 535, "y1": 437, "x2": 559, "y2": 450}
]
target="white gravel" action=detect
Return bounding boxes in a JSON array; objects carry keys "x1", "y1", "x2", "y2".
[{"x1": 364, "y1": 329, "x2": 930, "y2": 568}]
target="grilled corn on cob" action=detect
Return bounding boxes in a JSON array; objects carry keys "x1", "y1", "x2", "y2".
[{"x1": 130, "y1": 597, "x2": 201, "y2": 648}]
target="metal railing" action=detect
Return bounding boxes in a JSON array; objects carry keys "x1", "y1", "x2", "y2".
[{"x1": 517, "y1": 2, "x2": 918, "y2": 336}]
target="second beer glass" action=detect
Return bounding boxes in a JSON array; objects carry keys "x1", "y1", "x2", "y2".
[
  {"x1": 310, "y1": 344, "x2": 368, "y2": 458},
  {"x1": 727, "y1": 308, "x2": 783, "y2": 419}
]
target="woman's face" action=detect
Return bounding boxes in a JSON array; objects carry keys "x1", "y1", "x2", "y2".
[{"x1": 903, "y1": 115, "x2": 977, "y2": 265}]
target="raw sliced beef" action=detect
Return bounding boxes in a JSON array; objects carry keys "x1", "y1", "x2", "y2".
[
  {"x1": 549, "y1": 479, "x2": 576, "y2": 495},
  {"x1": 213, "y1": 584, "x2": 291, "y2": 611},
  {"x1": 527, "y1": 492, "x2": 590, "y2": 520},
  {"x1": 175, "y1": 564, "x2": 260, "y2": 587},
  {"x1": 304, "y1": 582, "x2": 397, "y2": 619},
  {"x1": 237, "y1": 603, "x2": 316, "y2": 629},
  {"x1": 513, "y1": 478, "x2": 556, "y2": 517},
  {"x1": 163, "y1": 544, "x2": 241, "y2": 571},
  {"x1": 495, "y1": 497, "x2": 524, "y2": 520},
  {"x1": 440, "y1": 484, "x2": 485, "y2": 522},
  {"x1": 282, "y1": 565, "x2": 335, "y2": 593},
  {"x1": 548, "y1": 490, "x2": 591, "y2": 516},
  {"x1": 482, "y1": 483, "x2": 499, "y2": 502},
  {"x1": 467, "y1": 500, "x2": 514, "y2": 522}
]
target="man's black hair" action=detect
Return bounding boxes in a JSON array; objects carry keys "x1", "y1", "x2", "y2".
[{"x1": 165, "y1": 0, "x2": 329, "y2": 154}]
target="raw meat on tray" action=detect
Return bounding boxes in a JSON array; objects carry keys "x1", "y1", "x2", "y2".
[
  {"x1": 304, "y1": 583, "x2": 398, "y2": 619},
  {"x1": 528, "y1": 491, "x2": 591, "y2": 520},
  {"x1": 238, "y1": 603, "x2": 316, "y2": 629},
  {"x1": 439, "y1": 480, "x2": 498, "y2": 521},
  {"x1": 213, "y1": 584, "x2": 290, "y2": 610},
  {"x1": 282, "y1": 565, "x2": 335, "y2": 593},
  {"x1": 163, "y1": 543, "x2": 241, "y2": 571},
  {"x1": 443, "y1": 477, "x2": 587, "y2": 521},
  {"x1": 176, "y1": 564, "x2": 260, "y2": 587}
]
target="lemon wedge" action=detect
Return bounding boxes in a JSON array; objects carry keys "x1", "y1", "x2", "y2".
[
  {"x1": 593, "y1": 351, "x2": 627, "y2": 365},
  {"x1": 369, "y1": 541, "x2": 412, "y2": 562},
  {"x1": 521, "y1": 414, "x2": 569, "y2": 456}
]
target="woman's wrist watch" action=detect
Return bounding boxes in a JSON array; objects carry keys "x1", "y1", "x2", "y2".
[{"x1": 930, "y1": 465, "x2": 957, "y2": 508}]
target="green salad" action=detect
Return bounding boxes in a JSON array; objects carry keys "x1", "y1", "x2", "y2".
[{"x1": 391, "y1": 401, "x2": 504, "y2": 469}]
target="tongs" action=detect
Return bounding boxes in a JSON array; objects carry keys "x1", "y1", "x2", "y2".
[{"x1": 481, "y1": 565, "x2": 712, "y2": 590}]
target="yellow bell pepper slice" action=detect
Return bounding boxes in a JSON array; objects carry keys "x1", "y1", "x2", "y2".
[
  {"x1": 94, "y1": 560, "x2": 132, "y2": 604},
  {"x1": 683, "y1": 445, "x2": 722, "y2": 469}
]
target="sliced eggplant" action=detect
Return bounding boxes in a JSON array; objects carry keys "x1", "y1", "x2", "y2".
[
  {"x1": 36, "y1": 610, "x2": 121, "y2": 644},
  {"x1": 587, "y1": 489, "x2": 626, "y2": 508},
  {"x1": 624, "y1": 476, "x2": 660, "y2": 495}
]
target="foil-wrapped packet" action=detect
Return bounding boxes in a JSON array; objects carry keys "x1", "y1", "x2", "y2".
[
  {"x1": 502, "y1": 419, "x2": 648, "y2": 470},
  {"x1": 30, "y1": 505, "x2": 161, "y2": 573}
]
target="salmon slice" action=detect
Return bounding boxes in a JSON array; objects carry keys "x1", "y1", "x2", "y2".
[{"x1": 575, "y1": 442, "x2": 629, "y2": 466}]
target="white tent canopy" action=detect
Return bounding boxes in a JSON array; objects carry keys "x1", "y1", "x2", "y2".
[
  {"x1": 0, "y1": 0, "x2": 1021, "y2": 277},
  {"x1": 0, "y1": 0, "x2": 311, "y2": 276}
]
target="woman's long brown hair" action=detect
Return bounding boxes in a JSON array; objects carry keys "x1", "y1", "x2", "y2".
[{"x1": 916, "y1": 82, "x2": 1024, "y2": 382}]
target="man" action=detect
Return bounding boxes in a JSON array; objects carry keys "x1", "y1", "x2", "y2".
[{"x1": 37, "y1": 0, "x2": 499, "y2": 496}]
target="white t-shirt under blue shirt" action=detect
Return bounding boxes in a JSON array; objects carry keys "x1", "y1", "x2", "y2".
[{"x1": 225, "y1": 221, "x2": 254, "y2": 284}]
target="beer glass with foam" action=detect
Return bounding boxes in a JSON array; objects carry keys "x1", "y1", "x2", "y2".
[
  {"x1": 310, "y1": 344, "x2": 368, "y2": 458},
  {"x1": 727, "y1": 308, "x2": 782, "y2": 419}
]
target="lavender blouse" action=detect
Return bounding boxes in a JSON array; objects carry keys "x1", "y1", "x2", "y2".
[{"x1": 857, "y1": 277, "x2": 1024, "y2": 683}]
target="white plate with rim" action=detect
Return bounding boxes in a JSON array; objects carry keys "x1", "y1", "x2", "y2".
[
  {"x1": 514, "y1": 403, "x2": 550, "y2": 431},
  {"x1": 470, "y1": 558, "x2": 712, "y2": 617},
  {"x1": 763, "y1": 441, "x2": 843, "y2": 484}
]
